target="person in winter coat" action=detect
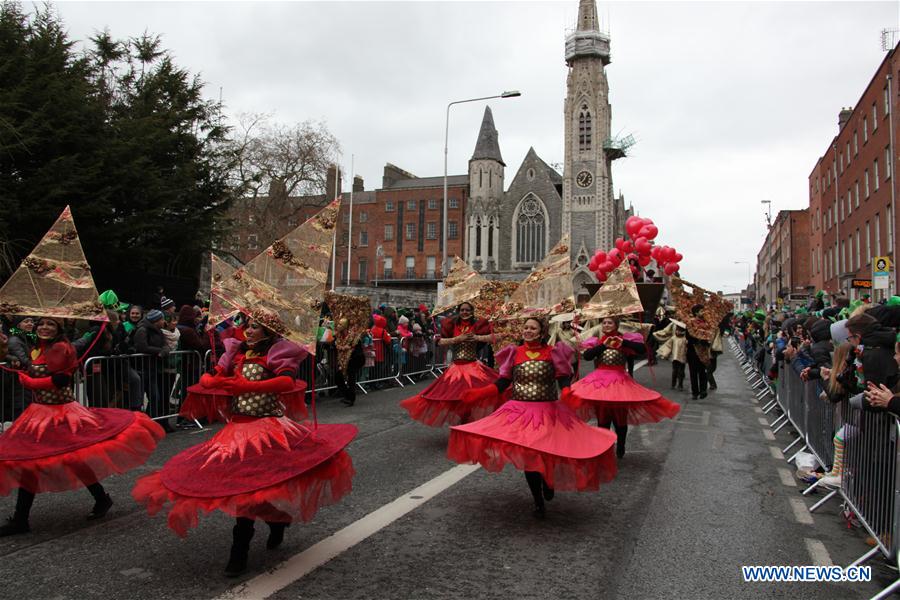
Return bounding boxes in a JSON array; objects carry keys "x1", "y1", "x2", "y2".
[
  {"x1": 134, "y1": 310, "x2": 171, "y2": 423},
  {"x1": 800, "y1": 318, "x2": 834, "y2": 382},
  {"x1": 369, "y1": 314, "x2": 392, "y2": 384},
  {"x1": 176, "y1": 305, "x2": 219, "y2": 354},
  {"x1": 5, "y1": 317, "x2": 36, "y2": 369},
  {"x1": 653, "y1": 319, "x2": 688, "y2": 390}
]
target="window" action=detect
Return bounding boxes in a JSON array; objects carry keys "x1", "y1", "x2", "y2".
[
  {"x1": 875, "y1": 159, "x2": 880, "y2": 190},
  {"x1": 855, "y1": 230, "x2": 860, "y2": 271},
  {"x1": 426, "y1": 256, "x2": 436, "y2": 279},
  {"x1": 340, "y1": 261, "x2": 348, "y2": 281},
  {"x1": 876, "y1": 213, "x2": 882, "y2": 256},
  {"x1": 230, "y1": 235, "x2": 240, "y2": 250},
  {"x1": 854, "y1": 182, "x2": 859, "y2": 208},
  {"x1": 247, "y1": 214, "x2": 255, "y2": 226},
  {"x1": 886, "y1": 87, "x2": 891, "y2": 117},
  {"x1": 428, "y1": 198, "x2": 437, "y2": 210},
  {"x1": 846, "y1": 142, "x2": 850, "y2": 166},
  {"x1": 340, "y1": 230, "x2": 349, "y2": 245},
  {"x1": 872, "y1": 103, "x2": 878, "y2": 129},
  {"x1": 342, "y1": 211, "x2": 350, "y2": 224},
  {"x1": 840, "y1": 240, "x2": 845, "y2": 273},
  {"x1": 247, "y1": 234, "x2": 258, "y2": 250},
  {"x1": 384, "y1": 224, "x2": 394, "y2": 241},
  {"x1": 888, "y1": 206, "x2": 893, "y2": 250},
  {"x1": 863, "y1": 117, "x2": 868, "y2": 143},
  {"x1": 407, "y1": 200, "x2": 416, "y2": 211},
  {"x1": 448, "y1": 221, "x2": 458, "y2": 239},
  {"x1": 405, "y1": 223, "x2": 415, "y2": 240},
  {"x1": 358, "y1": 259, "x2": 368, "y2": 282},
  {"x1": 887, "y1": 147, "x2": 892, "y2": 179},
  {"x1": 426, "y1": 222, "x2": 437, "y2": 240},
  {"x1": 854, "y1": 131, "x2": 858, "y2": 155},
  {"x1": 866, "y1": 221, "x2": 871, "y2": 264},
  {"x1": 405, "y1": 256, "x2": 415, "y2": 279},
  {"x1": 514, "y1": 195, "x2": 547, "y2": 264},
  {"x1": 578, "y1": 104, "x2": 592, "y2": 152},
  {"x1": 839, "y1": 151, "x2": 844, "y2": 174},
  {"x1": 864, "y1": 170, "x2": 870, "y2": 198},
  {"x1": 359, "y1": 211, "x2": 368, "y2": 223},
  {"x1": 359, "y1": 230, "x2": 368, "y2": 246},
  {"x1": 383, "y1": 257, "x2": 393, "y2": 278},
  {"x1": 385, "y1": 201, "x2": 394, "y2": 212},
  {"x1": 288, "y1": 217, "x2": 298, "y2": 228},
  {"x1": 449, "y1": 197, "x2": 459, "y2": 209}
]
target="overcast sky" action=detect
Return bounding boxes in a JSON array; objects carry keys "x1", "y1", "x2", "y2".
[{"x1": 48, "y1": 0, "x2": 900, "y2": 293}]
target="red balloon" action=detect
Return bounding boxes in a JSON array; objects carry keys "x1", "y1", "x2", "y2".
[
  {"x1": 650, "y1": 245, "x2": 661, "y2": 259},
  {"x1": 638, "y1": 254, "x2": 652, "y2": 267},
  {"x1": 673, "y1": 252, "x2": 683, "y2": 263},
  {"x1": 664, "y1": 263, "x2": 679, "y2": 276},
  {"x1": 622, "y1": 241, "x2": 633, "y2": 254},
  {"x1": 597, "y1": 271, "x2": 608, "y2": 283},
  {"x1": 595, "y1": 250, "x2": 607, "y2": 263},
  {"x1": 608, "y1": 248, "x2": 622, "y2": 262},
  {"x1": 600, "y1": 260, "x2": 614, "y2": 273},
  {"x1": 615, "y1": 237, "x2": 626, "y2": 251},
  {"x1": 663, "y1": 247, "x2": 676, "y2": 261},
  {"x1": 625, "y1": 216, "x2": 642, "y2": 237},
  {"x1": 589, "y1": 257, "x2": 599, "y2": 271},
  {"x1": 644, "y1": 224, "x2": 659, "y2": 240},
  {"x1": 635, "y1": 237, "x2": 651, "y2": 254}
]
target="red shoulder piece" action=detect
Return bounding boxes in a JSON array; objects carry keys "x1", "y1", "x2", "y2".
[
  {"x1": 473, "y1": 318, "x2": 491, "y2": 336},
  {"x1": 440, "y1": 318, "x2": 455, "y2": 338}
]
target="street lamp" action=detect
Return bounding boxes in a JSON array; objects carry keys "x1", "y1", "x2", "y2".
[{"x1": 442, "y1": 90, "x2": 522, "y2": 276}]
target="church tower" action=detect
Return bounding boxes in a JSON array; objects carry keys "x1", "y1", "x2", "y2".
[
  {"x1": 562, "y1": 0, "x2": 616, "y2": 286},
  {"x1": 467, "y1": 106, "x2": 505, "y2": 272}
]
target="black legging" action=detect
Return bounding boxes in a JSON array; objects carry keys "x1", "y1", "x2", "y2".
[
  {"x1": 687, "y1": 345, "x2": 708, "y2": 397},
  {"x1": 12, "y1": 482, "x2": 107, "y2": 521},
  {"x1": 524, "y1": 471, "x2": 551, "y2": 507}
]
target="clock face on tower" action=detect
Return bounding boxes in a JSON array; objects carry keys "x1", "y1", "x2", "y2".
[{"x1": 576, "y1": 170, "x2": 593, "y2": 188}]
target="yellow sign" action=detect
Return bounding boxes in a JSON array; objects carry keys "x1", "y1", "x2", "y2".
[{"x1": 874, "y1": 256, "x2": 892, "y2": 273}]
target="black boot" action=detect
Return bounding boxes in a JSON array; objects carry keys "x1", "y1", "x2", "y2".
[
  {"x1": 225, "y1": 518, "x2": 255, "y2": 577},
  {"x1": 708, "y1": 374, "x2": 717, "y2": 391},
  {"x1": 0, "y1": 489, "x2": 34, "y2": 536},
  {"x1": 524, "y1": 472, "x2": 546, "y2": 518},
  {"x1": 615, "y1": 423, "x2": 628, "y2": 458},
  {"x1": 265, "y1": 521, "x2": 289, "y2": 549},
  {"x1": 541, "y1": 477, "x2": 555, "y2": 502},
  {"x1": 86, "y1": 483, "x2": 113, "y2": 520},
  {"x1": 671, "y1": 370, "x2": 678, "y2": 390}
]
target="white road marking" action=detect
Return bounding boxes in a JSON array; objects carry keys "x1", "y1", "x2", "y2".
[
  {"x1": 640, "y1": 426, "x2": 651, "y2": 447},
  {"x1": 753, "y1": 407, "x2": 764, "y2": 414},
  {"x1": 805, "y1": 538, "x2": 833, "y2": 566},
  {"x1": 769, "y1": 446, "x2": 784, "y2": 460},
  {"x1": 217, "y1": 463, "x2": 481, "y2": 600},
  {"x1": 763, "y1": 429, "x2": 776, "y2": 441},
  {"x1": 758, "y1": 417, "x2": 770, "y2": 426},
  {"x1": 790, "y1": 497, "x2": 814, "y2": 525},
  {"x1": 777, "y1": 467, "x2": 797, "y2": 488}
]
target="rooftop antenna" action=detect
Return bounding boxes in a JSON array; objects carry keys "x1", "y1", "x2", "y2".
[
  {"x1": 882, "y1": 28, "x2": 899, "y2": 51},
  {"x1": 761, "y1": 200, "x2": 772, "y2": 229}
]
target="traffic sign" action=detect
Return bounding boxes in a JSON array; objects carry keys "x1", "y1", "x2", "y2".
[{"x1": 873, "y1": 256, "x2": 892, "y2": 290}]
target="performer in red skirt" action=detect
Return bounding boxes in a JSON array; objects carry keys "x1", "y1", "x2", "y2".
[
  {"x1": 565, "y1": 317, "x2": 680, "y2": 458},
  {"x1": 132, "y1": 313, "x2": 357, "y2": 577},
  {"x1": 447, "y1": 317, "x2": 617, "y2": 517},
  {"x1": 400, "y1": 302, "x2": 505, "y2": 426},
  {"x1": 0, "y1": 317, "x2": 165, "y2": 535}
]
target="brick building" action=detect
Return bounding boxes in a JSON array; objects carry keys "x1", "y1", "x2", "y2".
[
  {"x1": 755, "y1": 209, "x2": 811, "y2": 308},
  {"x1": 808, "y1": 43, "x2": 899, "y2": 300}
]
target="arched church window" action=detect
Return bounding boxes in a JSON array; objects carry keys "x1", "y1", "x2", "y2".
[
  {"x1": 475, "y1": 216, "x2": 482, "y2": 256},
  {"x1": 578, "y1": 104, "x2": 592, "y2": 152},
  {"x1": 515, "y1": 195, "x2": 547, "y2": 264},
  {"x1": 488, "y1": 217, "x2": 495, "y2": 259}
]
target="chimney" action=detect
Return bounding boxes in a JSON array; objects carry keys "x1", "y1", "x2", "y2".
[
  {"x1": 838, "y1": 107, "x2": 853, "y2": 131},
  {"x1": 353, "y1": 175, "x2": 364, "y2": 193},
  {"x1": 326, "y1": 165, "x2": 342, "y2": 199}
]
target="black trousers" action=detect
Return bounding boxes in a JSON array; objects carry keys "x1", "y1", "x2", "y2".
[
  {"x1": 686, "y1": 348, "x2": 707, "y2": 397},
  {"x1": 335, "y1": 361, "x2": 362, "y2": 405},
  {"x1": 671, "y1": 361, "x2": 685, "y2": 388}
]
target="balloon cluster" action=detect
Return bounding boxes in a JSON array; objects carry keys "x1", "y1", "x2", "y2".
[{"x1": 586, "y1": 216, "x2": 681, "y2": 282}]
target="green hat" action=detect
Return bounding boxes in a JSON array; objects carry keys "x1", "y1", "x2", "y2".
[
  {"x1": 888, "y1": 296, "x2": 900, "y2": 307},
  {"x1": 796, "y1": 307, "x2": 808, "y2": 315},
  {"x1": 98, "y1": 289, "x2": 120, "y2": 310},
  {"x1": 816, "y1": 290, "x2": 825, "y2": 298}
]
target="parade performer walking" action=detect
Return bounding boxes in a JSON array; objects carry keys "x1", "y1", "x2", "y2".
[
  {"x1": 0, "y1": 207, "x2": 164, "y2": 536},
  {"x1": 448, "y1": 317, "x2": 618, "y2": 517},
  {"x1": 132, "y1": 199, "x2": 357, "y2": 577},
  {"x1": 564, "y1": 316, "x2": 680, "y2": 458},
  {"x1": 400, "y1": 301, "x2": 504, "y2": 426}
]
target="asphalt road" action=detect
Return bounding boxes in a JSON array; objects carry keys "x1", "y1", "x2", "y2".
[{"x1": 0, "y1": 350, "x2": 892, "y2": 599}]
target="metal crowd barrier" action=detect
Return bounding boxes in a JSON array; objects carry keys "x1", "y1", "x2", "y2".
[{"x1": 399, "y1": 337, "x2": 436, "y2": 384}]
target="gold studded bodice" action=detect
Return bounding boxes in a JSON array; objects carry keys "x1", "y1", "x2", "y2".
[
  {"x1": 231, "y1": 361, "x2": 284, "y2": 418},
  {"x1": 511, "y1": 359, "x2": 557, "y2": 402},
  {"x1": 28, "y1": 362, "x2": 75, "y2": 405},
  {"x1": 595, "y1": 347, "x2": 627, "y2": 368},
  {"x1": 452, "y1": 340, "x2": 478, "y2": 362}
]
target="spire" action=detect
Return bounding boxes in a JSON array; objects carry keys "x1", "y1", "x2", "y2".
[
  {"x1": 470, "y1": 106, "x2": 505, "y2": 166},
  {"x1": 576, "y1": 0, "x2": 599, "y2": 32}
]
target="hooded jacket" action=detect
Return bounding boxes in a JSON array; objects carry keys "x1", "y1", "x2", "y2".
[{"x1": 804, "y1": 319, "x2": 834, "y2": 380}]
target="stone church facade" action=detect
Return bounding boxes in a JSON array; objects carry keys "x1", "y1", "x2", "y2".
[{"x1": 464, "y1": 0, "x2": 633, "y2": 299}]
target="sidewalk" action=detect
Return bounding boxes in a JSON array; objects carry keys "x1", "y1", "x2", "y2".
[{"x1": 611, "y1": 348, "x2": 888, "y2": 599}]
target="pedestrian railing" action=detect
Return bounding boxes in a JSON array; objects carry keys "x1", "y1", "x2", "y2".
[{"x1": 729, "y1": 334, "x2": 900, "y2": 600}]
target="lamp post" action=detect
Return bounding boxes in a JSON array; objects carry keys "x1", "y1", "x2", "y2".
[
  {"x1": 442, "y1": 90, "x2": 522, "y2": 276},
  {"x1": 734, "y1": 260, "x2": 751, "y2": 291}
]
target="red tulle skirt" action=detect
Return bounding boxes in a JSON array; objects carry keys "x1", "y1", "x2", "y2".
[
  {"x1": 132, "y1": 417, "x2": 357, "y2": 537},
  {"x1": 180, "y1": 381, "x2": 308, "y2": 423},
  {"x1": 567, "y1": 367, "x2": 681, "y2": 425},
  {"x1": 0, "y1": 402, "x2": 165, "y2": 495},
  {"x1": 400, "y1": 360, "x2": 507, "y2": 427},
  {"x1": 447, "y1": 400, "x2": 618, "y2": 491}
]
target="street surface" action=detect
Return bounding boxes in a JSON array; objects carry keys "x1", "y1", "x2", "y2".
[{"x1": 0, "y1": 350, "x2": 892, "y2": 599}]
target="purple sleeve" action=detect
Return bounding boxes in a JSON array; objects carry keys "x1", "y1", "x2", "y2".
[
  {"x1": 217, "y1": 338, "x2": 243, "y2": 373},
  {"x1": 579, "y1": 336, "x2": 601, "y2": 351},
  {"x1": 495, "y1": 345, "x2": 518, "y2": 379},
  {"x1": 623, "y1": 332, "x2": 645, "y2": 343},
  {"x1": 551, "y1": 342, "x2": 575, "y2": 377},
  {"x1": 268, "y1": 340, "x2": 308, "y2": 376}
]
